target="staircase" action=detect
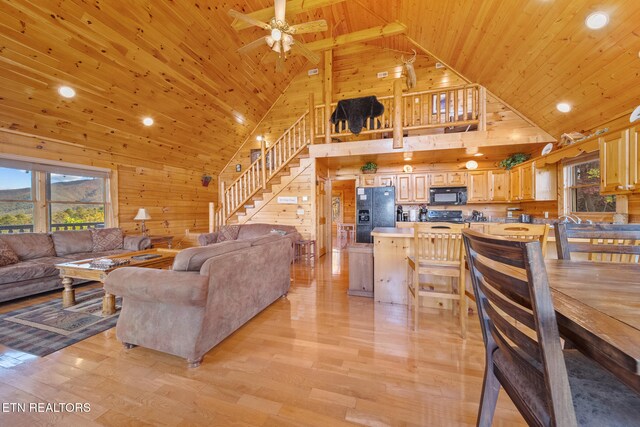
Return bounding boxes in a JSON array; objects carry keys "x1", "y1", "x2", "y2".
[{"x1": 215, "y1": 110, "x2": 313, "y2": 228}]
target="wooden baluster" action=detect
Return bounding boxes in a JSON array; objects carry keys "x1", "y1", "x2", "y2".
[
  {"x1": 478, "y1": 86, "x2": 487, "y2": 131},
  {"x1": 454, "y1": 89, "x2": 459, "y2": 123},
  {"x1": 463, "y1": 87, "x2": 468, "y2": 121},
  {"x1": 393, "y1": 79, "x2": 403, "y2": 149},
  {"x1": 427, "y1": 94, "x2": 433, "y2": 125},
  {"x1": 308, "y1": 94, "x2": 315, "y2": 144},
  {"x1": 261, "y1": 140, "x2": 267, "y2": 188},
  {"x1": 221, "y1": 181, "x2": 226, "y2": 217}
]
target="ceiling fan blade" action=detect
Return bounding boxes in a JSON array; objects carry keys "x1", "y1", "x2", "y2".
[
  {"x1": 228, "y1": 9, "x2": 271, "y2": 30},
  {"x1": 274, "y1": 0, "x2": 286, "y2": 22},
  {"x1": 289, "y1": 20, "x2": 328, "y2": 35},
  {"x1": 237, "y1": 36, "x2": 268, "y2": 55},
  {"x1": 275, "y1": 52, "x2": 285, "y2": 73},
  {"x1": 291, "y1": 40, "x2": 320, "y2": 64}
]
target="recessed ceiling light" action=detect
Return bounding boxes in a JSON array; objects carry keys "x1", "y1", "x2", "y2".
[
  {"x1": 256, "y1": 135, "x2": 263, "y2": 141},
  {"x1": 142, "y1": 117, "x2": 154, "y2": 126},
  {"x1": 465, "y1": 160, "x2": 479, "y2": 170},
  {"x1": 473, "y1": 152, "x2": 483, "y2": 157},
  {"x1": 403, "y1": 151, "x2": 413, "y2": 161},
  {"x1": 58, "y1": 86, "x2": 76, "y2": 98},
  {"x1": 585, "y1": 12, "x2": 609, "y2": 30},
  {"x1": 556, "y1": 102, "x2": 572, "y2": 113}
]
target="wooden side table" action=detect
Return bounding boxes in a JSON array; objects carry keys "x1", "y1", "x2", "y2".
[{"x1": 148, "y1": 235, "x2": 174, "y2": 248}]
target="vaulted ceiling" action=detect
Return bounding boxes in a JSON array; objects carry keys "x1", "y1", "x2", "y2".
[{"x1": 1, "y1": 0, "x2": 638, "y2": 174}]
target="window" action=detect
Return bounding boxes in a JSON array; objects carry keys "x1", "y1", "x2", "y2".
[
  {"x1": 0, "y1": 158, "x2": 111, "y2": 234},
  {"x1": 565, "y1": 158, "x2": 615, "y2": 213},
  {"x1": 0, "y1": 167, "x2": 34, "y2": 233},
  {"x1": 47, "y1": 173, "x2": 106, "y2": 231}
]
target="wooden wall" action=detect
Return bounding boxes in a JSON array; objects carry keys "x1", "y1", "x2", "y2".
[
  {"x1": 0, "y1": 130, "x2": 213, "y2": 247},
  {"x1": 242, "y1": 159, "x2": 315, "y2": 240}
]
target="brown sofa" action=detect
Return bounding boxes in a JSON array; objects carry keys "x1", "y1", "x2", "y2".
[
  {"x1": 197, "y1": 223, "x2": 301, "y2": 247},
  {"x1": 0, "y1": 229, "x2": 150, "y2": 302},
  {"x1": 104, "y1": 234, "x2": 292, "y2": 367}
]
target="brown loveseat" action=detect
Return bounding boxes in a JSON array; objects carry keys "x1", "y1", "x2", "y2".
[
  {"x1": 197, "y1": 223, "x2": 301, "y2": 247},
  {"x1": 104, "y1": 234, "x2": 292, "y2": 367},
  {"x1": 0, "y1": 229, "x2": 150, "y2": 302}
]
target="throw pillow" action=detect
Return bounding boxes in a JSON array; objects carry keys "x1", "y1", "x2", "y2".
[
  {"x1": 0, "y1": 239, "x2": 19, "y2": 267},
  {"x1": 270, "y1": 229, "x2": 287, "y2": 236},
  {"x1": 91, "y1": 228, "x2": 124, "y2": 251},
  {"x1": 217, "y1": 225, "x2": 240, "y2": 243}
]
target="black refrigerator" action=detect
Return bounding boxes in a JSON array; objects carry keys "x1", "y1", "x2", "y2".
[{"x1": 356, "y1": 186, "x2": 396, "y2": 243}]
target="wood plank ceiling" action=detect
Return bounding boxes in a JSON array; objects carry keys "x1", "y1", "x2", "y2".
[{"x1": 1, "y1": 0, "x2": 639, "y2": 176}]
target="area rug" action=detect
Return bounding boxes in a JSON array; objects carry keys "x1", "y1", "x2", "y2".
[{"x1": 0, "y1": 289, "x2": 121, "y2": 357}]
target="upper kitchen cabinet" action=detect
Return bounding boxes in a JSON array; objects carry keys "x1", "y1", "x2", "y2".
[
  {"x1": 467, "y1": 170, "x2": 510, "y2": 203},
  {"x1": 467, "y1": 171, "x2": 489, "y2": 202},
  {"x1": 510, "y1": 167, "x2": 522, "y2": 201},
  {"x1": 600, "y1": 127, "x2": 639, "y2": 194},
  {"x1": 396, "y1": 174, "x2": 412, "y2": 203},
  {"x1": 489, "y1": 170, "x2": 510, "y2": 202},
  {"x1": 510, "y1": 162, "x2": 556, "y2": 202},
  {"x1": 376, "y1": 174, "x2": 396, "y2": 187},
  {"x1": 359, "y1": 174, "x2": 377, "y2": 187},
  {"x1": 412, "y1": 174, "x2": 429, "y2": 203},
  {"x1": 430, "y1": 171, "x2": 467, "y2": 187}
]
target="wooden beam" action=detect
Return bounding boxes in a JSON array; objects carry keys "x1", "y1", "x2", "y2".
[
  {"x1": 308, "y1": 93, "x2": 316, "y2": 143},
  {"x1": 393, "y1": 79, "x2": 403, "y2": 149},
  {"x1": 308, "y1": 128, "x2": 556, "y2": 158},
  {"x1": 231, "y1": 0, "x2": 347, "y2": 30},
  {"x1": 324, "y1": 50, "x2": 333, "y2": 145},
  {"x1": 305, "y1": 22, "x2": 407, "y2": 52}
]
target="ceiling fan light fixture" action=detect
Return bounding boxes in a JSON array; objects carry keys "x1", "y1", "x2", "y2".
[{"x1": 271, "y1": 28, "x2": 282, "y2": 41}]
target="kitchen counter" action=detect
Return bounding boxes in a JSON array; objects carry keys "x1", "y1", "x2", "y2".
[{"x1": 371, "y1": 227, "x2": 413, "y2": 237}]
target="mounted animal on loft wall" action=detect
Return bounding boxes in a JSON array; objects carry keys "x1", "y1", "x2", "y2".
[
  {"x1": 330, "y1": 96, "x2": 385, "y2": 135},
  {"x1": 402, "y1": 50, "x2": 417, "y2": 90}
]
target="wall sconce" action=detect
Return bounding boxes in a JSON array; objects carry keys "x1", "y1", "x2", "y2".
[
  {"x1": 235, "y1": 164, "x2": 242, "y2": 172},
  {"x1": 465, "y1": 160, "x2": 479, "y2": 170},
  {"x1": 201, "y1": 174, "x2": 212, "y2": 187}
]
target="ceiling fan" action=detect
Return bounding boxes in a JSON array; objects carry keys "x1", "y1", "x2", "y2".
[{"x1": 229, "y1": 0, "x2": 327, "y2": 72}]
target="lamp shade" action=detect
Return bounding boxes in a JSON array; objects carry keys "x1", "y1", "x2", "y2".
[{"x1": 134, "y1": 208, "x2": 151, "y2": 221}]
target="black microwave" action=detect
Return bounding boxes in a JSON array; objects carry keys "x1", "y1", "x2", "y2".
[{"x1": 429, "y1": 186, "x2": 468, "y2": 205}]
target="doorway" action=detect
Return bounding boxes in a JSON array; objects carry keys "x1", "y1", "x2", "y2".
[{"x1": 331, "y1": 179, "x2": 357, "y2": 250}]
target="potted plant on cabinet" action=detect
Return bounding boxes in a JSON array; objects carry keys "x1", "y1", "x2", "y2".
[
  {"x1": 498, "y1": 153, "x2": 531, "y2": 170},
  {"x1": 360, "y1": 162, "x2": 378, "y2": 174}
]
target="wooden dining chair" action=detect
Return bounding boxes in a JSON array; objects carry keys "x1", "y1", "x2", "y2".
[
  {"x1": 485, "y1": 223, "x2": 550, "y2": 257},
  {"x1": 462, "y1": 229, "x2": 640, "y2": 427},
  {"x1": 406, "y1": 222, "x2": 468, "y2": 338},
  {"x1": 555, "y1": 223, "x2": 640, "y2": 263}
]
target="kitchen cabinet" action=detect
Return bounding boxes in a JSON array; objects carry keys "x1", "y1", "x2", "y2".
[
  {"x1": 430, "y1": 171, "x2": 467, "y2": 187},
  {"x1": 510, "y1": 162, "x2": 556, "y2": 201},
  {"x1": 521, "y1": 164, "x2": 535, "y2": 201},
  {"x1": 600, "y1": 127, "x2": 639, "y2": 194},
  {"x1": 359, "y1": 174, "x2": 376, "y2": 187},
  {"x1": 467, "y1": 171, "x2": 489, "y2": 202},
  {"x1": 376, "y1": 174, "x2": 396, "y2": 187},
  {"x1": 412, "y1": 174, "x2": 429, "y2": 203},
  {"x1": 489, "y1": 170, "x2": 510, "y2": 202},
  {"x1": 467, "y1": 169, "x2": 510, "y2": 203},
  {"x1": 510, "y1": 168, "x2": 522, "y2": 201},
  {"x1": 396, "y1": 174, "x2": 412, "y2": 202}
]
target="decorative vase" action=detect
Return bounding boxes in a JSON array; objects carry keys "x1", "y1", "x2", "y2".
[{"x1": 362, "y1": 169, "x2": 377, "y2": 174}]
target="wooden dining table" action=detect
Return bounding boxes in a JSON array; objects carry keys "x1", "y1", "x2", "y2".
[{"x1": 545, "y1": 259, "x2": 640, "y2": 394}]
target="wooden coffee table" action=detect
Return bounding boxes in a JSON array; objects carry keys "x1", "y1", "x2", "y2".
[{"x1": 55, "y1": 248, "x2": 179, "y2": 315}]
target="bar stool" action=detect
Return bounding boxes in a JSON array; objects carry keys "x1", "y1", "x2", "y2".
[{"x1": 295, "y1": 239, "x2": 316, "y2": 263}]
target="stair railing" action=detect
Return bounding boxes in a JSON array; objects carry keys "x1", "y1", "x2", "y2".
[{"x1": 220, "y1": 110, "x2": 311, "y2": 221}]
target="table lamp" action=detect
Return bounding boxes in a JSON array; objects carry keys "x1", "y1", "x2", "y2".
[{"x1": 134, "y1": 208, "x2": 151, "y2": 236}]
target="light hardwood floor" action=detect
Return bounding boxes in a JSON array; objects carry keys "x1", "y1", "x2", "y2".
[{"x1": 0, "y1": 249, "x2": 525, "y2": 426}]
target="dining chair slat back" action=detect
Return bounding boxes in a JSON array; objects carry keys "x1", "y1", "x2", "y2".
[
  {"x1": 462, "y1": 229, "x2": 577, "y2": 427},
  {"x1": 555, "y1": 223, "x2": 640, "y2": 263}
]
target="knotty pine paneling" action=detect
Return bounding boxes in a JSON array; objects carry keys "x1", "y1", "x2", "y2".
[
  {"x1": 629, "y1": 194, "x2": 640, "y2": 223},
  {"x1": 0, "y1": 130, "x2": 215, "y2": 246},
  {"x1": 241, "y1": 162, "x2": 315, "y2": 240}
]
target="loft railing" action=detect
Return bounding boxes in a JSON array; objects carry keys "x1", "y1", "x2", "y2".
[
  {"x1": 313, "y1": 83, "x2": 485, "y2": 142},
  {"x1": 0, "y1": 225, "x2": 34, "y2": 234},
  {"x1": 220, "y1": 110, "x2": 312, "y2": 221}
]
